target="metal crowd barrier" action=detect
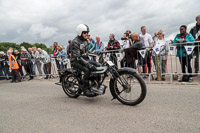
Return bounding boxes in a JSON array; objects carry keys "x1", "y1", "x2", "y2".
[
  {"x1": 1, "y1": 41, "x2": 200, "y2": 83},
  {"x1": 163, "y1": 41, "x2": 200, "y2": 83},
  {"x1": 91, "y1": 41, "x2": 200, "y2": 83},
  {"x1": 0, "y1": 58, "x2": 70, "y2": 80},
  {"x1": 134, "y1": 41, "x2": 200, "y2": 83}
]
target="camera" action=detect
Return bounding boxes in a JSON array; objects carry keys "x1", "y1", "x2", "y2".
[
  {"x1": 121, "y1": 33, "x2": 130, "y2": 40},
  {"x1": 121, "y1": 37, "x2": 128, "y2": 40}
]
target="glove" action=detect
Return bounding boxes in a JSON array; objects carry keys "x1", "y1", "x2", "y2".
[{"x1": 88, "y1": 64, "x2": 97, "y2": 71}]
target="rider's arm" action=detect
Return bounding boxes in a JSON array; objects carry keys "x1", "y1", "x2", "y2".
[
  {"x1": 71, "y1": 41, "x2": 81, "y2": 58},
  {"x1": 79, "y1": 57, "x2": 96, "y2": 70}
]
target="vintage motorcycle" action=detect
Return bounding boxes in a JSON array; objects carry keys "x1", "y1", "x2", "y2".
[{"x1": 56, "y1": 45, "x2": 147, "y2": 106}]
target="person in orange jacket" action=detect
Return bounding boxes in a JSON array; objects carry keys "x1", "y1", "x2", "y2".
[{"x1": 7, "y1": 50, "x2": 21, "y2": 83}]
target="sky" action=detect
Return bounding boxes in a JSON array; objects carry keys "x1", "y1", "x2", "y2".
[{"x1": 0, "y1": 0, "x2": 199, "y2": 47}]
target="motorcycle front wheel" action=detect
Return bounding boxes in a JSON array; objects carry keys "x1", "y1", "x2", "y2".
[{"x1": 110, "y1": 68, "x2": 147, "y2": 106}]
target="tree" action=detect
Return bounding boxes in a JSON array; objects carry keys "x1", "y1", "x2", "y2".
[
  {"x1": 20, "y1": 42, "x2": 32, "y2": 50},
  {"x1": 33, "y1": 43, "x2": 47, "y2": 49},
  {"x1": 0, "y1": 42, "x2": 53, "y2": 54},
  {"x1": 0, "y1": 42, "x2": 18, "y2": 53},
  {"x1": 46, "y1": 48, "x2": 53, "y2": 54},
  {"x1": 0, "y1": 45, "x2": 7, "y2": 53}
]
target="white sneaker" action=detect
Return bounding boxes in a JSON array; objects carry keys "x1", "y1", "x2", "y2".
[
  {"x1": 38, "y1": 76, "x2": 43, "y2": 80},
  {"x1": 189, "y1": 77, "x2": 193, "y2": 82}
]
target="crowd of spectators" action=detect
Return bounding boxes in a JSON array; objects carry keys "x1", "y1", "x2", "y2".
[{"x1": 1, "y1": 15, "x2": 200, "y2": 83}]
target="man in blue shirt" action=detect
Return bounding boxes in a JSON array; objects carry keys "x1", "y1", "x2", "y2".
[
  {"x1": 90, "y1": 36, "x2": 104, "y2": 63},
  {"x1": 91, "y1": 36, "x2": 104, "y2": 53}
]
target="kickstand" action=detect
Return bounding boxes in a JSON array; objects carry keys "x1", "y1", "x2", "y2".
[{"x1": 111, "y1": 97, "x2": 116, "y2": 101}]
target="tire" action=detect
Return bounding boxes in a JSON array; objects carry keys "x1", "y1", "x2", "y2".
[
  {"x1": 62, "y1": 74, "x2": 80, "y2": 98},
  {"x1": 110, "y1": 68, "x2": 147, "y2": 106}
]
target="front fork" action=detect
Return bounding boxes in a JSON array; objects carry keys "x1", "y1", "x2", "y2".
[
  {"x1": 110, "y1": 67, "x2": 129, "y2": 91},
  {"x1": 110, "y1": 70, "x2": 129, "y2": 101}
]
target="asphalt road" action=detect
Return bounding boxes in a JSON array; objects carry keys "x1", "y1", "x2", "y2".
[{"x1": 0, "y1": 79, "x2": 199, "y2": 133}]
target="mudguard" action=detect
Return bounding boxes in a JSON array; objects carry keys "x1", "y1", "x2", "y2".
[
  {"x1": 110, "y1": 67, "x2": 137, "y2": 80},
  {"x1": 58, "y1": 68, "x2": 77, "y2": 83}
]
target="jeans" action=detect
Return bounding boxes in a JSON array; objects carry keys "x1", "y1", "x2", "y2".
[
  {"x1": 0, "y1": 66, "x2": 6, "y2": 79},
  {"x1": 59, "y1": 62, "x2": 67, "y2": 70},
  {"x1": 143, "y1": 51, "x2": 151, "y2": 73},
  {"x1": 4, "y1": 64, "x2": 11, "y2": 79},
  {"x1": 55, "y1": 59, "x2": 61, "y2": 70},
  {"x1": 24, "y1": 63, "x2": 34, "y2": 79},
  {"x1": 33, "y1": 64, "x2": 36, "y2": 75},
  {"x1": 18, "y1": 64, "x2": 24, "y2": 77},
  {"x1": 179, "y1": 57, "x2": 192, "y2": 77},
  {"x1": 161, "y1": 60, "x2": 167, "y2": 76},
  {"x1": 36, "y1": 62, "x2": 42, "y2": 76},
  {"x1": 43, "y1": 62, "x2": 51, "y2": 78},
  {"x1": 194, "y1": 45, "x2": 199, "y2": 72}
]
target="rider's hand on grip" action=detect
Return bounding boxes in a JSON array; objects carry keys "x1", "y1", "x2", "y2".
[{"x1": 88, "y1": 64, "x2": 97, "y2": 71}]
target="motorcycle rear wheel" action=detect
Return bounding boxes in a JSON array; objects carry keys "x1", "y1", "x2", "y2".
[{"x1": 62, "y1": 74, "x2": 80, "y2": 98}]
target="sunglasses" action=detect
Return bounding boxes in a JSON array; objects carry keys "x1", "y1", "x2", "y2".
[{"x1": 82, "y1": 31, "x2": 89, "y2": 34}]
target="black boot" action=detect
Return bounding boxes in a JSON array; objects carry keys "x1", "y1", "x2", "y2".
[{"x1": 84, "y1": 89, "x2": 96, "y2": 97}]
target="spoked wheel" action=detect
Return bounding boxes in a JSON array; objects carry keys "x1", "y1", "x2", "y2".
[
  {"x1": 62, "y1": 74, "x2": 80, "y2": 98},
  {"x1": 110, "y1": 69, "x2": 147, "y2": 106}
]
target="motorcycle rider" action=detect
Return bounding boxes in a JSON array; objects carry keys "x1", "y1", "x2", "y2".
[{"x1": 70, "y1": 24, "x2": 100, "y2": 97}]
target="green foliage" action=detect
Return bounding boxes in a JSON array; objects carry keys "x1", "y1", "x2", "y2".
[
  {"x1": 20, "y1": 42, "x2": 32, "y2": 50},
  {"x1": 0, "y1": 42, "x2": 17, "y2": 50},
  {"x1": 0, "y1": 42, "x2": 53, "y2": 54},
  {"x1": 0, "y1": 45, "x2": 7, "y2": 52},
  {"x1": 33, "y1": 43, "x2": 47, "y2": 49}
]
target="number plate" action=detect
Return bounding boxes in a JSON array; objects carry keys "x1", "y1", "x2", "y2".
[{"x1": 107, "y1": 61, "x2": 114, "y2": 66}]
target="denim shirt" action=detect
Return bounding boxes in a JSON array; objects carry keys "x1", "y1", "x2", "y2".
[
  {"x1": 91, "y1": 41, "x2": 104, "y2": 53},
  {"x1": 58, "y1": 50, "x2": 67, "y2": 60}
]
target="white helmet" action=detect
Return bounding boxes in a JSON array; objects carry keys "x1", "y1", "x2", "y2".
[{"x1": 76, "y1": 24, "x2": 89, "y2": 36}]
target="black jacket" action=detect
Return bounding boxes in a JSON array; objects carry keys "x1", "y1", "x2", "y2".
[
  {"x1": 190, "y1": 23, "x2": 200, "y2": 39},
  {"x1": 70, "y1": 36, "x2": 88, "y2": 62},
  {"x1": 14, "y1": 53, "x2": 21, "y2": 61},
  {"x1": 20, "y1": 53, "x2": 31, "y2": 66},
  {"x1": 107, "y1": 39, "x2": 120, "y2": 50},
  {"x1": 0, "y1": 55, "x2": 8, "y2": 67}
]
